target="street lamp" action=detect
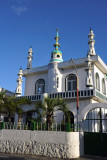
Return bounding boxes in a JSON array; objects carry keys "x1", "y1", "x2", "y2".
[{"x1": 71, "y1": 58, "x2": 79, "y2": 131}]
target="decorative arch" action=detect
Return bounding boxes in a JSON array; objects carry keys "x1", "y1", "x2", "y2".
[
  {"x1": 102, "y1": 78, "x2": 106, "y2": 95},
  {"x1": 65, "y1": 74, "x2": 77, "y2": 91},
  {"x1": 80, "y1": 103, "x2": 107, "y2": 121},
  {"x1": 81, "y1": 106, "x2": 107, "y2": 132},
  {"x1": 35, "y1": 79, "x2": 45, "y2": 94},
  {"x1": 95, "y1": 73, "x2": 100, "y2": 91},
  {"x1": 64, "y1": 111, "x2": 74, "y2": 125}
]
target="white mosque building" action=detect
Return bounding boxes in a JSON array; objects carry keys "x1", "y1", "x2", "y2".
[{"x1": 15, "y1": 28, "x2": 107, "y2": 132}]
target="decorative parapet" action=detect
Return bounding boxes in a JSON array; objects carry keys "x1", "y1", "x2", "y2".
[
  {"x1": 48, "y1": 89, "x2": 94, "y2": 99},
  {"x1": 18, "y1": 89, "x2": 107, "y2": 102},
  {"x1": 18, "y1": 89, "x2": 94, "y2": 102},
  {"x1": 17, "y1": 94, "x2": 42, "y2": 101}
]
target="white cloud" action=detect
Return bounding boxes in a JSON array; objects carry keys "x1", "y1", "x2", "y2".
[{"x1": 11, "y1": 5, "x2": 28, "y2": 15}]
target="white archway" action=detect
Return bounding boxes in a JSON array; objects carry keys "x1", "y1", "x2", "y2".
[{"x1": 79, "y1": 103, "x2": 107, "y2": 121}]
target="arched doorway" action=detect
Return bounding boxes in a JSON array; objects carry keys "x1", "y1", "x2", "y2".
[
  {"x1": 83, "y1": 107, "x2": 107, "y2": 133},
  {"x1": 64, "y1": 111, "x2": 74, "y2": 125}
]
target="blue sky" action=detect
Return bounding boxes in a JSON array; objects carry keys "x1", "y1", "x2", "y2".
[{"x1": 0, "y1": 0, "x2": 107, "y2": 95}]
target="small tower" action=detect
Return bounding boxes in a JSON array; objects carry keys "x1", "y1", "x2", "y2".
[
  {"x1": 50, "y1": 29, "x2": 63, "y2": 63},
  {"x1": 88, "y1": 27, "x2": 96, "y2": 55},
  {"x1": 85, "y1": 53, "x2": 93, "y2": 88},
  {"x1": 48, "y1": 30, "x2": 63, "y2": 93},
  {"x1": 15, "y1": 67, "x2": 23, "y2": 97},
  {"x1": 27, "y1": 46, "x2": 33, "y2": 69}
]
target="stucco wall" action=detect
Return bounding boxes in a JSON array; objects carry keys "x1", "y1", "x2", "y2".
[
  {"x1": 24, "y1": 72, "x2": 48, "y2": 96},
  {"x1": 24, "y1": 64, "x2": 88, "y2": 96},
  {"x1": 62, "y1": 66, "x2": 87, "y2": 92},
  {"x1": 94, "y1": 65, "x2": 107, "y2": 96},
  {"x1": 0, "y1": 130, "x2": 84, "y2": 159},
  {"x1": 64, "y1": 99, "x2": 92, "y2": 123},
  {"x1": 48, "y1": 63, "x2": 62, "y2": 93}
]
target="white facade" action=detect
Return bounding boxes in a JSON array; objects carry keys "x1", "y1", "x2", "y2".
[{"x1": 16, "y1": 29, "x2": 107, "y2": 132}]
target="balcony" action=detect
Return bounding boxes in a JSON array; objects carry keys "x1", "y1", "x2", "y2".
[
  {"x1": 18, "y1": 89, "x2": 94, "y2": 101},
  {"x1": 48, "y1": 89, "x2": 94, "y2": 99},
  {"x1": 16, "y1": 89, "x2": 107, "y2": 104},
  {"x1": 17, "y1": 94, "x2": 42, "y2": 101}
]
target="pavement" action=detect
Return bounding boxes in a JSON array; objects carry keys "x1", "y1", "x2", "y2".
[{"x1": 0, "y1": 153, "x2": 107, "y2": 160}]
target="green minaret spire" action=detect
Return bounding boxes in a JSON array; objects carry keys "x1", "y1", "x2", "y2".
[
  {"x1": 54, "y1": 29, "x2": 60, "y2": 50},
  {"x1": 50, "y1": 29, "x2": 63, "y2": 63}
]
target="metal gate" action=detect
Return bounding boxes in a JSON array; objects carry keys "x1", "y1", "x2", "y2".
[
  {"x1": 83, "y1": 107, "x2": 107, "y2": 156},
  {"x1": 84, "y1": 132, "x2": 107, "y2": 157}
]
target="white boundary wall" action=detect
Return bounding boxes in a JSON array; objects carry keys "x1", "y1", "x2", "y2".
[{"x1": 0, "y1": 130, "x2": 84, "y2": 159}]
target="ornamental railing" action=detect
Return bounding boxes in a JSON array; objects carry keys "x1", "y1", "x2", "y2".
[
  {"x1": 18, "y1": 89, "x2": 107, "y2": 102},
  {"x1": 18, "y1": 89, "x2": 94, "y2": 101},
  {"x1": 17, "y1": 94, "x2": 42, "y2": 101},
  {"x1": 48, "y1": 89, "x2": 94, "y2": 99},
  {"x1": 0, "y1": 122, "x2": 80, "y2": 132}
]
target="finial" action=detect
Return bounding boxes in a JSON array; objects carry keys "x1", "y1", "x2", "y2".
[
  {"x1": 30, "y1": 45, "x2": 32, "y2": 48},
  {"x1": 54, "y1": 29, "x2": 60, "y2": 49},
  {"x1": 20, "y1": 66, "x2": 22, "y2": 70},
  {"x1": 90, "y1": 26, "x2": 92, "y2": 31},
  {"x1": 56, "y1": 28, "x2": 59, "y2": 37}
]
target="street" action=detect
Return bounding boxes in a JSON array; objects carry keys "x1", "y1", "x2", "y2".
[{"x1": 0, "y1": 154, "x2": 107, "y2": 160}]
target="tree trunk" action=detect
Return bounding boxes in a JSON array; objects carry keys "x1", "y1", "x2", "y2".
[
  {"x1": 18, "y1": 114, "x2": 22, "y2": 129},
  {"x1": 8, "y1": 116, "x2": 11, "y2": 123},
  {"x1": 47, "y1": 116, "x2": 53, "y2": 130}
]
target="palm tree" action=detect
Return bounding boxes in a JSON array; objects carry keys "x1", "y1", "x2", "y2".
[
  {"x1": 37, "y1": 97, "x2": 69, "y2": 129},
  {"x1": 0, "y1": 92, "x2": 31, "y2": 124},
  {"x1": 13, "y1": 97, "x2": 31, "y2": 126},
  {"x1": 0, "y1": 94, "x2": 16, "y2": 122}
]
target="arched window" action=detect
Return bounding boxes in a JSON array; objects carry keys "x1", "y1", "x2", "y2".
[
  {"x1": 102, "y1": 78, "x2": 106, "y2": 95},
  {"x1": 35, "y1": 79, "x2": 45, "y2": 94},
  {"x1": 95, "y1": 73, "x2": 100, "y2": 91},
  {"x1": 66, "y1": 74, "x2": 77, "y2": 91}
]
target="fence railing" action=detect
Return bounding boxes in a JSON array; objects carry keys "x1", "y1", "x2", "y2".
[
  {"x1": 0, "y1": 122, "x2": 80, "y2": 132},
  {"x1": 47, "y1": 89, "x2": 94, "y2": 99},
  {"x1": 17, "y1": 94, "x2": 42, "y2": 101},
  {"x1": 17, "y1": 89, "x2": 94, "y2": 102}
]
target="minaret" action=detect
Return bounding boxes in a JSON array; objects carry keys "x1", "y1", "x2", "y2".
[
  {"x1": 50, "y1": 29, "x2": 63, "y2": 63},
  {"x1": 15, "y1": 67, "x2": 23, "y2": 97},
  {"x1": 27, "y1": 46, "x2": 33, "y2": 69},
  {"x1": 48, "y1": 30, "x2": 63, "y2": 93},
  {"x1": 85, "y1": 52, "x2": 93, "y2": 88},
  {"x1": 88, "y1": 27, "x2": 96, "y2": 55}
]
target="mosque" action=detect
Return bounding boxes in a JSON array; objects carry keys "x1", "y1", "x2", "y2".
[{"x1": 15, "y1": 28, "x2": 107, "y2": 132}]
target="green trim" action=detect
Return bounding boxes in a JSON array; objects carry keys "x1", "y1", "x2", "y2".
[
  {"x1": 106, "y1": 74, "x2": 107, "y2": 80},
  {"x1": 95, "y1": 90, "x2": 107, "y2": 101},
  {"x1": 50, "y1": 59, "x2": 63, "y2": 62}
]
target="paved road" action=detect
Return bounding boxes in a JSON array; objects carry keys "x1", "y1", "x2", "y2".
[{"x1": 0, "y1": 154, "x2": 107, "y2": 160}]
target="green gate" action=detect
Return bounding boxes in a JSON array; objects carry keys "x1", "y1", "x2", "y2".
[{"x1": 84, "y1": 132, "x2": 107, "y2": 157}]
